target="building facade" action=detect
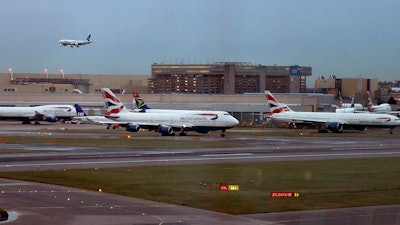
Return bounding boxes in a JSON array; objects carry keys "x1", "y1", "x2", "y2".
[
  {"x1": 149, "y1": 62, "x2": 312, "y2": 94},
  {"x1": 315, "y1": 75, "x2": 378, "y2": 106},
  {"x1": 0, "y1": 73, "x2": 149, "y2": 94}
]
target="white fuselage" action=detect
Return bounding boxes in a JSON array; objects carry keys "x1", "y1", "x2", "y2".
[
  {"x1": 0, "y1": 105, "x2": 77, "y2": 121},
  {"x1": 369, "y1": 103, "x2": 392, "y2": 113},
  {"x1": 108, "y1": 110, "x2": 239, "y2": 130},
  {"x1": 58, "y1": 39, "x2": 90, "y2": 47},
  {"x1": 340, "y1": 103, "x2": 363, "y2": 109},
  {"x1": 270, "y1": 111, "x2": 400, "y2": 128}
]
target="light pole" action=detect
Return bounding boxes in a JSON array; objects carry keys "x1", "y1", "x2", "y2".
[
  {"x1": 60, "y1": 69, "x2": 64, "y2": 79},
  {"x1": 44, "y1": 68, "x2": 48, "y2": 79},
  {"x1": 8, "y1": 68, "x2": 13, "y2": 81}
]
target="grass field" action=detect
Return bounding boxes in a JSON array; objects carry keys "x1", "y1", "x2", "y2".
[{"x1": 1, "y1": 157, "x2": 400, "y2": 214}]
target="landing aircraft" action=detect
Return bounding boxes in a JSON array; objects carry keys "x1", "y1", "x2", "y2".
[
  {"x1": 101, "y1": 88, "x2": 239, "y2": 137},
  {"x1": 58, "y1": 34, "x2": 93, "y2": 48},
  {"x1": 265, "y1": 90, "x2": 400, "y2": 134},
  {"x1": 0, "y1": 105, "x2": 77, "y2": 124}
]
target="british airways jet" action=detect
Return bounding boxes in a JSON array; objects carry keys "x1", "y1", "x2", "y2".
[
  {"x1": 101, "y1": 88, "x2": 239, "y2": 137},
  {"x1": 58, "y1": 34, "x2": 93, "y2": 48},
  {"x1": 265, "y1": 90, "x2": 400, "y2": 134},
  {"x1": 0, "y1": 105, "x2": 78, "y2": 124}
]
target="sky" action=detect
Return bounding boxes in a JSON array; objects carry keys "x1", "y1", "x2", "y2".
[{"x1": 1, "y1": 0, "x2": 400, "y2": 87}]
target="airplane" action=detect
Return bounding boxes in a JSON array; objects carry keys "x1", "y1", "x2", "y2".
[
  {"x1": 101, "y1": 88, "x2": 239, "y2": 137},
  {"x1": 0, "y1": 105, "x2": 78, "y2": 124},
  {"x1": 367, "y1": 91, "x2": 392, "y2": 113},
  {"x1": 58, "y1": 34, "x2": 93, "y2": 48},
  {"x1": 71, "y1": 104, "x2": 120, "y2": 129},
  {"x1": 265, "y1": 90, "x2": 400, "y2": 134},
  {"x1": 335, "y1": 92, "x2": 363, "y2": 113}
]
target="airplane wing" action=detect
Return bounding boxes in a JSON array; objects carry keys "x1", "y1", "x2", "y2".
[
  {"x1": 32, "y1": 111, "x2": 53, "y2": 121},
  {"x1": 33, "y1": 111, "x2": 59, "y2": 122},
  {"x1": 82, "y1": 116, "x2": 117, "y2": 125},
  {"x1": 102, "y1": 117, "x2": 196, "y2": 132},
  {"x1": 283, "y1": 116, "x2": 349, "y2": 125},
  {"x1": 114, "y1": 121, "x2": 195, "y2": 130}
]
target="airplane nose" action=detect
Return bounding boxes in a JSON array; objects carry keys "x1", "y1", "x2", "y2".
[{"x1": 231, "y1": 117, "x2": 239, "y2": 126}]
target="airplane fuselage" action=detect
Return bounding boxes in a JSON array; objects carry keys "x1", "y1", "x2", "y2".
[
  {"x1": 58, "y1": 34, "x2": 92, "y2": 47},
  {"x1": 107, "y1": 111, "x2": 239, "y2": 131},
  {"x1": 369, "y1": 103, "x2": 392, "y2": 113},
  {"x1": 0, "y1": 105, "x2": 77, "y2": 122},
  {"x1": 271, "y1": 111, "x2": 400, "y2": 128}
]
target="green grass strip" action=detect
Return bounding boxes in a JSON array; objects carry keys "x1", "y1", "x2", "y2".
[{"x1": 1, "y1": 157, "x2": 400, "y2": 214}]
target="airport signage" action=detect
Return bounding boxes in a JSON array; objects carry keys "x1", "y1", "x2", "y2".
[
  {"x1": 219, "y1": 184, "x2": 240, "y2": 191},
  {"x1": 270, "y1": 192, "x2": 299, "y2": 198}
]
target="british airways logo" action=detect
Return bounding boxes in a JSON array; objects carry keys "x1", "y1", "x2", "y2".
[
  {"x1": 198, "y1": 113, "x2": 219, "y2": 120},
  {"x1": 54, "y1": 106, "x2": 72, "y2": 112}
]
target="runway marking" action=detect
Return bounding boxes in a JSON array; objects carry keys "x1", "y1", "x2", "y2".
[
  {"x1": 0, "y1": 183, "x2": 32, "y2": 186},
  {"x1": 1, "y1": 151, "x2": 400, "y2": 169},
  {"x1": 201, "y1": 153, "x2": 254, "y2": 157}
]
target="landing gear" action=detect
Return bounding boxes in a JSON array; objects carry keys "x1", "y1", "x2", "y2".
[
  {"x1": 317, "y1": 125, "x2": 328, "y2": 133},
  {"x1": 390, "y1": 128, "x2": 393, "y2": 134},
  {"x1": 221, "y1": 129, "x2": 226, "y2": 137}
]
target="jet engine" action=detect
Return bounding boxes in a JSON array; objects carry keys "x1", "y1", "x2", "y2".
[
  {"x1": 326, "y1": 122, "x2": 343, "y2": 133},
  {"x1": 126, "y1": 124, "x2": 140, "y2": 132},
  {"x1": 159, "y1": 126, "x2": 174, "y2": 136},
  {"x1": 44, "y1": 116, "x2": 58, "y2": 123}
]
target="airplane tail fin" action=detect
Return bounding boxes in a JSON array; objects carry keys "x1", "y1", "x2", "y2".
[
  {"x1": 133, "y1": 92, "x2": 151, "y2": 111},
  {"x1": 367, "y1": 91, "x2": 373, "y2": 109},
  {"x1": 74, "y1": 104, "x2": 87, "y2": 117},
  {"x1": 338, "y1": 91, "x2": 343, "y2": 108},
  {"x1": 101, "y1": 88, "x2": 130, "y2": 115},
  {"x1": 265, "y1": 90, "x2": 293, "y2": 114},
  {"x1": 87, "y1": 34, "x2": 91, "y2": 41},
  {"x1": 350, "y1": 94, "x2": 355, "y2": 108}
]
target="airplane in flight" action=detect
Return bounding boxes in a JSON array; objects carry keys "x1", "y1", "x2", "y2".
[
  {"x1": 265, "y1": 90, "x2": 400, "y2": 134},
  {"x1": 0, "y1": 105, "x2": 78, "y2": 124},
  {"x1": 101, "y1": 88, "x2": 239, "y2": 137},
  {"x1": 367, "y1": 91, "x2": 392, "y2": 113},
  {"x1": 58, "y1": 34, "x2": 93, "y2": 48}
]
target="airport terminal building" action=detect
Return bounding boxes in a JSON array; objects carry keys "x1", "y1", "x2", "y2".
[
  {"x1": 149, "y1": 62, "x2": 312, "y2": 94},
  {"x1": 0, "y1": 62, "x2": 311, "y2": 95}
]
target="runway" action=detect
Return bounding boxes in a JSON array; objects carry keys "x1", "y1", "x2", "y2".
[
  {"x1": 0, "y1": 130, "x2": 400, "y2": 172},
  {"x1": 1, "y1": 122, "x2": 400, "y2": 224}
]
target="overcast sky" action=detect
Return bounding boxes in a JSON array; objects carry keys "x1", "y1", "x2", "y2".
[{"x1": 1, "y1": 0, "x2": 400, "y2": 87}]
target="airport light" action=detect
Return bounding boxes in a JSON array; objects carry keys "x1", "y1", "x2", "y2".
[
  {"x1": 8, "y1": 68, "x2": 13, "y2": 81},
  {"x1": 60, "y1": 69, "x2": 64, "y2": 79},
  {"x1": 44, "y1": 68, "x2": 48, "y2": 79}
]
